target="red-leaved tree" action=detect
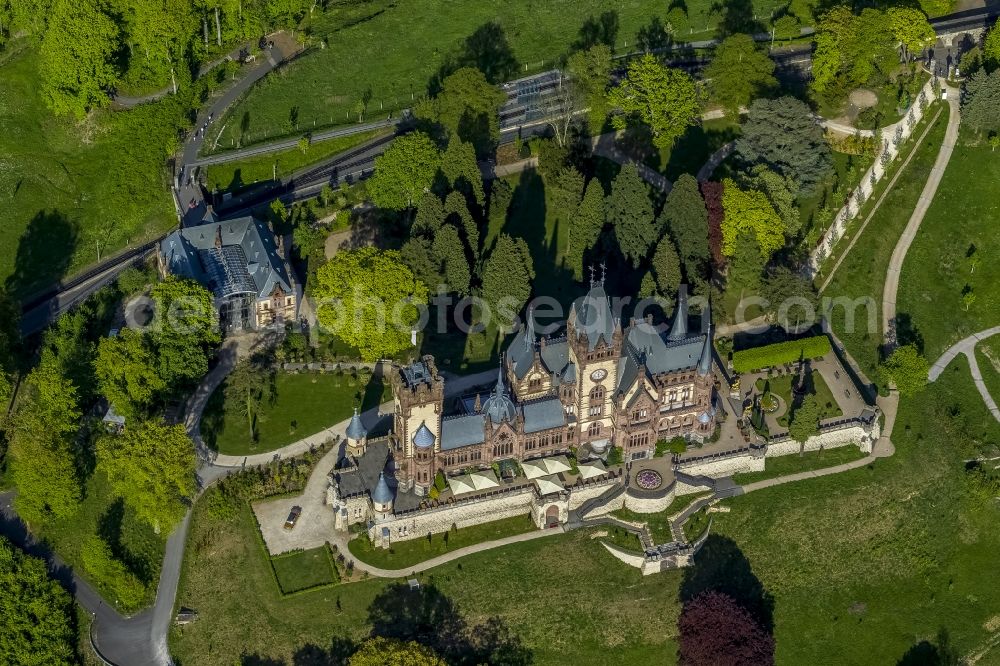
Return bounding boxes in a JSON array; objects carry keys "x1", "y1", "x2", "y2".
[
  {"x1": 699, "y1": 181, "x2": 725, "y2": 268},
  {"x1": 678, "y1": 590, "x2": 775, "y2": 666}
]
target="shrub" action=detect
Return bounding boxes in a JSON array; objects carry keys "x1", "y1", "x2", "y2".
[
  {"x1": 606, "y1": 445, "x2": 623, "y2": 466},
  {"x1": 81, "y1": 536, "x2": 146, "y2": 611},
  {"x1": 732, "y1": 336, "x2": 832, "y2": 373}
]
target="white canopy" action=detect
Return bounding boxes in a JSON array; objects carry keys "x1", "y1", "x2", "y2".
[
  {"x1": 521, "y1": 455, "x2": 571, "y2": 480},
  {"x1": 577, "y1": 459, "x2": 607, "y2": 480},
  {"x1": 447, "y1": 469, "x2": 500, "y2": 496},
  {"x1": 533, "y1": 474, "x2": 565, "y2": 496}
]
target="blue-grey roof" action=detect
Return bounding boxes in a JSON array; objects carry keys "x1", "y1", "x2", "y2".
[
  {"x1": 522, "y1": 397, "x2": 566, "y2": 434},
  {"x1": 346, "y1": 408, "x2": 367, "y2": 440},
  {"x1": 668, "y1": 289, "x2": 689, "y2": 341},
  {"x1": 509, "y1": 324, "x2": 535, "y2": 380},
  {"x1": 159, "y1": 216, "x2": 292, "y2": 301},
  {"x1": 413, "y1": 421, "x2": 436, "y2": 448},
  {"x1": 372, "y1": 472, "x2": 393, "y2": 505},
  {"x1": 698, "y1": 327, "x2": 713, "y2": 375},
  {"x1": 441, "y1": 414, "x2": 487, "y2": 450},
  {"x1": 573, "y1": 283, "x2": 617, "y2": 350},
  {"x1": 483, "y1": 366, "x2": 517, "y2": 423},
  {"x1": 616, "y1": 321, "x2": 706, "y2": 396},
  {"x1": 539, "y1": 338, "x2": 576, "y2": 385},
  {"x1": 401, "y1": 360, "x2": 433, "y2": 387}
]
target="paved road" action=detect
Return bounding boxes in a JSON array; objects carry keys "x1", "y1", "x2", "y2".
[
  {"x1": 882, "y1": 85, "x2": 960, "y2": 347},
  {"x1": 928, "y1": 326, "x2": 1000, "y2": 423}
]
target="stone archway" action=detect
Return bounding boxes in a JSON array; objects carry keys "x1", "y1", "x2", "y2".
[{"x1": 545, "y1": 505, "x2": 560, "y2": 527}]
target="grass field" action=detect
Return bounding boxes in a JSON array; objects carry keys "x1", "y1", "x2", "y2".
[
  {"x1": 202, "y1": 371, "x2": 390, "y2": 455},
  {"x1": 216, "y1": 0, "x2": 790, "y2": 147},
  {"x1": 976, "y1": 340, "x2": 1000, "y2": 408},
  {"x1": 204, "y1": 129, "x2": 388, "y2": 193},
  {"x1": 0, "y1": 47, "x2": 180, "y2": 299},
  {"x1": 732, "y1": 445, "x2": 868, "y2": 485},
  {"x1": 347, "y1": 514, "x2": 537, "y2": 569},
  {"x1": 613, "y1": 506, "x2": 676, "y2": 544},
  {"x1": 648, "y1": 115, "x2": 740, "y2": 181},
  {"x1": 819, "y1": 103, "x2": 949, "y2": 384},
  {"x1": 755, "y1": 370, "x2": 843, "y2": 427},
  {"x1": 894, "y1": 131, "x2": 1000, "y2": 363},
  {"x1": 271, "y1": 546, "x2": 339, "y2": 593}
]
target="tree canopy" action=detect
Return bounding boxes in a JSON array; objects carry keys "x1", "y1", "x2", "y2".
[
  {"x1": 95, "y1": 327, "x2": 166, "y2": 419},
  {"x1": 659, "y1": 174, "x2": 710, "y2": 281},
  {"x1": 985, "y1": 24, "x2": 1000, "y2": 72},
  {"x1": 367, "y1": 132, "x2": 441, "y2": 210},
  {"x1": 224, "y1": 357, "x2": 275, "y2": 442},
  {"x1": 314, "y1": 248, "x2": 429, "y2": 361},
  {"x1": 416, "y1": 67, "x2": 506, "y2": 157},
  {"x1": 879, "y1": 344, "x2": 929, "y2": 396},
  {"x1": 566, "y1": 44, "x2": 613, "y2": 129},
  {"x1": 0, "y1": 538, "x2": 77, "y2": 666},
  {"x1": 607, "y1": 54, "x2": 701, "y2": 150},
  {"x1": 961, "y1": 69, "x2": 1000, "y2": 136},
  {"x1": 149, "y1": 277, "x2": 220, "y2": 387},
  {"x1": 678, "y1": 590, "x2": 775, "y2": 666},
  {"x1": 606, "y1": 163, "x2": 656, "y2": 266},
  {"x1": 736, "y1": 96, "x2": 833, "y2": 195},
  {"x1": 480, "y1": 234, "x2": 535, "y2": 331},
  {"x1": 440, "y1": 136, "x2": 484, "y2": 207},
  {"x1": 97, "y1": 419, "x2": 196, "y2": 533},
  {"x1": 720, "y1": 178, "x2": 785, "y2": 259},
  {"x1": 788, "y1": 393, "x2": 821, "y2": 443},
  {"x1": 348, "y1": 637, "x2": 446, "y2": 666},
  {"x1": 705, "y1": 34, "x2": 776, "y2": 116},
  {"x1": 649, "y1": 236, "x2": 682, "y2": 298},
  {"x1": 568, "y1": 179, "x2": 606, "y2": 281}
]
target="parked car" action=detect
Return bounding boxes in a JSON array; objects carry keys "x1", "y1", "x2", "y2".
[{"x1": 284, "y1": 506, "x2": 302, "y2": 530}]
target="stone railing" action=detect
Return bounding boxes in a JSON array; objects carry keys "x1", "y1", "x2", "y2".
[
  {"x1": 808, "y1": 76, "x2": 939, "y2": 276},
  {"x1": 767, "y1": 414, "x2": 874, "y2": 443},
  {"x1": 391, "y1": 481, "x2": 538, "y2": 518},
  {"x1": 674, "y1": 442, "x2": 766, "y2": 468}
]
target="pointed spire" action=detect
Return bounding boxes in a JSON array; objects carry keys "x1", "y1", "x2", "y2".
[
  {"x1": 698, "y1": 324, "x2": 713, "y2": 375},
  {"x1": 599, "y1": 262, "x2": 607, "y2": 285},
  {"x1": 346, "y1": 406, "x2": 367, "y2": 441},
  {"x1": 474, "y1": 392, "x2": 482, "y2": 412},
  {"x1": 494, "y1": 354, "x2": 506, "y2": 396},
  {"x1": 668, "y1": 286, "x2": 689, "y2": 341},
  {"x1": 523, "y1": 307, "x2": 535, "y2": 351},
  {"x1": 588, "y1": 265, "x2": 596, "y2": 288},
  {"x1": 372, "y1": 471, "x2": 393, "y2": 506}
]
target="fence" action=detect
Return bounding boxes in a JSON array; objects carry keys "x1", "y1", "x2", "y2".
[{"x1": 808, "y1": 76, "x2": 940, "y2": 276}]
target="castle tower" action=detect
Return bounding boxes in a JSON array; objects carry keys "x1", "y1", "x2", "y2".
[
  {"x1": 567, "y1": 270, "x2": 622, "y2": 451},
  {"x1": 389, "y1": 356, "x2": 444, "y2": 493},
  {"x1": 668, "y1": 286, "x2": 689, "y2": 341},
  {"x1": 694, "y1": 316, "x2": 717, "y2": 438},
  {"x1": 345, "y1": 407, "x2": 368, "y2": 457},
  {"x1": 371, "y1": 471, "x2": 394, "y2": 517}
]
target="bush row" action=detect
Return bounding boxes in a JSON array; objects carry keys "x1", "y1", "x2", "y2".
[{"x1": 732, "y1": 336, "x2": 832, "y2": 373}]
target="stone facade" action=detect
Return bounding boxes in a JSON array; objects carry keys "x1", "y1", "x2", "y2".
[{"x1": 390, "y1": 283, "x2": 718, "y2": 496}]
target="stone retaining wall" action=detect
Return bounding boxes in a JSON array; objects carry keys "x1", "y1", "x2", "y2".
[
  {"x1": 567, "y1": 479, "x2": 620, "y2": 511},
  {"x1": 624, "y1": 485, "x2": 676, "y2": 513},
  {"x1": 677, "y1": 452, "x2": 765, "y2": 478}
]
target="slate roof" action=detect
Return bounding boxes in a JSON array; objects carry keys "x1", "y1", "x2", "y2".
[
  {"x1": 572, "y1": 283, "x2": 617, "y2": 350},
  {"x1": 482, "y1": 367, "x2": 516, "y2": 424},
  {"x1": 441, "y1": 414, "x2": 487, "y2": 450},
  {"x1": 413, "y1": 422, "x2": 436, "y2": 448},
  {"x1": 522, "y1": 397, "x2": 566, "y2": 434},
  {"x1": 372, "y1": 472, "x2": 394, "y2": 505},
  {"x1": 345, "y1": 408, "x2": 367, "y2": 440},
  {"x1": 616, "y1": 320, "x2": 707, "y2": 396},
  {"x1": 332, "y1": 441, "x2": 389, "y2": 498},
  {"x1": 160, "y1": 216, "x2": 291, "y2": 301}
]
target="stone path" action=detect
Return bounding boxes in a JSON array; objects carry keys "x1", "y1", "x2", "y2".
[
  {"x1": 739, "y1": 453, "x2": 877, "y2": 494},
  {"x1": 928, "y1": 326, "x2": 1000, "y2": 423},
  {"x1": 696, "y1": 141, "x2": 734, "y2": 181},
  {"x1": 881, "y1": 85, "x2": 960, "y2": 346}
]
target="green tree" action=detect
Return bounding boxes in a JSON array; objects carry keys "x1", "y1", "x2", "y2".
[
  {"x1": 549, "y1": 165, "x2": 585, "y2": 233},
  {"x1": 413, "y1": 192, "x2": 446, "y2": 236},
  {"x1": 705, "y1": 34, "x2": 776, "y2": 116},
  {"x1": 224, "y1": 357, "x2": 275, "y2": 442},
  {"x1": 606, "y1": 163, "x2": 656, "y2": 266},
  {"x1": 739, "y1": 165, "x2": 801, "y2": 237},
  {"x1": 432, "y1": 224, "x2": 472, "y2": 295},
  {"x1": 607, "y1": 54, "x2": 701, "y2": 150},
  {"x1": 961, "y1": 69, "x2": 1000, "y2": 136},
  {"x1": 658, "y1": 174, "x2": 710, "y2": 280},
  {"x1": 80, "y1": 535, "x2": 146, "y2": 609},
  {"x1": 0, "y1": 537, "x2": 76, "y2": 666},
  {"x1": 720, "y1": 179, "x2": 785, "y2": 259},
  {"x1": 39, "y1": 0, "x2": 119, "y2": 117},
  {"x1": 812, "y1": 7, "x2": 896, "y2": 96},
  {"x1": 7, "y1": 355, "x2": 82, "y2": 523},
  {"x1": 400, "y1": 237, "x2": 440, "y2": 288},
  {"x1": 480, "y1": 234, "x2": 535, "y2": 331},
  {"x1": 736, "y1": 96, "x2": 833, "y2": 194},
  {"x1": 0, "y1": 288, "x2": 21, "y2": 408},
  {"x1": 762, "y1": 266, "x2": 819, "y2": 331},
  {"x1": 879, "y1": 344, "x2": 929, "y2": 396},
  {"x1": 566, "y1": 43, "x2": 613, "y2": 129},
  {"x1": 649, "y1": 236, "x2": 682, "y2": 297},
  {"x1": 349, "y1": 637, "x2": 446, "y2": 666},
  {"x1": 985, "y1": 24, "x2": 1000, "y2": 72},
  {"x1": 788, "y1": 394, "x2": 821, "y2": 443},
  {"x1": 95, "y1": 328, "x2": 166, "y2": 419},
  {"x1": 568, "y1": 179, "x2": 606, "y2": 281},
  {"x1": 416, "y1": 67, "x2": 506, "y2": 156},
  {"x1": 367, "y1": 132, "x2": 441, "y2": 210},
  {"x1": 444, "y1": 190, "x2": 480, "y2": 262},
  {"x1": 726, "y1": 232, "x2": 766, "y2": 294},
  {"x1": 488, "y1": 178, "x2": 513, "y2": 230},
  {"x1": 887, "y1": 7, "x2": 935, "y2": 61},
  {"x1": 149, "y1": 277, "x2": 220, "y2": 387},
  {"x1": 440, "y1": 136, "x2": 485, "y2": 206},
  {"x1": 97, "y1": 419, "x2": 196, "y2": 533},
  {"x1": 314, "y1": 248, "x2": 429, "y2": 361}
]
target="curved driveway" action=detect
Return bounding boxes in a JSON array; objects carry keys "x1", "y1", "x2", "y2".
[{"x1": 928, "y1": 326, "x2": 1000, "y2": 423}]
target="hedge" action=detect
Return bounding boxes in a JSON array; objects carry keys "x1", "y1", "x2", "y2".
[{"x1": 732, "y1": 336, "x2": 832, "y2": 373}]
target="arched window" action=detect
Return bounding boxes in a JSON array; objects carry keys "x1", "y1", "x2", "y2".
[
  {"x1": 588, "y1": 421, "x2": 601, "y2": 437},
  {"x1": 589, "y1": 385, "x2": 605, "y2": 403}
]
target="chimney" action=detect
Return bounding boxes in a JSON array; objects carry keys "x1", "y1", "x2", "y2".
[{"x1": 276, "y1": 235, "x2": 285, "y2": 258}]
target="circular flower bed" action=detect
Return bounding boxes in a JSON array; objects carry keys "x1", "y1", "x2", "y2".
[
  {"x1": 636, "y1": 469, "x2": 663, "y2": 490},
  {"x1": 759, "y1": 393, "x2": 778, "y2": 413}
]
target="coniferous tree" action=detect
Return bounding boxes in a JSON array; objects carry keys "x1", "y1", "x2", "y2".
[
  {"x1": 606, "y1": 164, "x2": 655, "y2": 267},
  {"x1": 700, "y1": 181, "x2": 726, "y2": 268},
  {"x1": 788, "y1": 394, "x2": 821, "y2": 443},
  {"x1": 441, "y1": 136, "x2": 485, "y2": 206},
  {"x1": 413, "y1": 192, "x2": 446, "y2": 236},
  {"x1": 650, "y1": 236, "x2": 682, "y2": 298},
  {"x1": 658, "y1": 174, "x2": 710, "y2": 280},
  {"x1": 444, "y1": 191, "x2": 480, "y2": 263},
  {"x1": 488, "y1": 179, "x2": 513, "y2": 230},
  {"x1": 568, "y1": 179, "x2": 606, "y2": 281},
  {"x1": 962, "y1": 69, "x2": 1000, "y2": 136},
  {"x1": 432, "y1": 225, "x2": 472, "y2": 295},
  {"x1": 480, "y1": 234, "x2": 534, "y2": 330}
]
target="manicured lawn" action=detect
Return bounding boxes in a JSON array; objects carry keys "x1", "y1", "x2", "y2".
[
  {"x1": 202, "y1": 371, "x2": 390, "y2": 455},
  {"x1": 649, "y1": 115, "x2": 740, "y2": 181},
  {"x1": 204, "y1": 128, "x2": 388, "y2": 193},
  {"x1": 347, "y1": 515, "x2": 537, "y2": 569},
  {"x1": 601, "y1": 524, "x2": 645, "y2": 552},
  {"x1": 755, "y1": 370, "x2": 843, "y2": 427},
  {"x1": 171, "y1": 498, "x2": 684, "y2": 665},
  {"x1": 217, "y1": 0, "x2": 789, "y2": 146},
  {"x1": 613, "y1": 506, "x2": 676, "y2": 544},
  {"x1": 819, "y1": 103, "x2": 949, "y2": 384},
  {"x1": 731, "y1": 445, "x2": 868, "y2": 485},
  {"x1": 894, "y1": 130, "x2": 1000, "y2": 362},
  {"x1": 271, "y1": 546, "x2": 339, "y2": 593},
  {"x1": 0, "y1": 47, "x2": 178, "y2": 298},
  {"x1": 682, "y1": 506, "x2": 711, "y2": 541},
  {"x1": 976, "y1": 340, "x2": 1000, "y2": 407}
]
